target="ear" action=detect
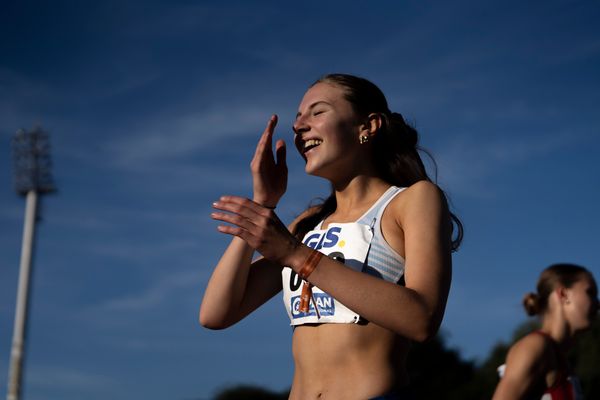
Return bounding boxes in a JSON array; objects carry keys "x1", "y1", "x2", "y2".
[
  {"x1": 556, "y1": 287, "x2": 571, "y2": 305},
  {"x1": 360, "y1": 113, "x2": 384, "y2": 137}
]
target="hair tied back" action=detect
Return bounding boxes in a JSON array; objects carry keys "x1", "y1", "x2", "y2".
[{"x1": 523, "y1": 292, "x2": 540, "y2": 316}]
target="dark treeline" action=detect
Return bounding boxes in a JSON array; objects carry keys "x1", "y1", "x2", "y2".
[{"x1": 211, "y1": 319, "x2": 600, "y2": 400}]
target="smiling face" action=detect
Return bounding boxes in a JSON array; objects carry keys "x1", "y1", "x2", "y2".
[{"x1": 293, "y1": 82, "x2": 367, "y2": 181}]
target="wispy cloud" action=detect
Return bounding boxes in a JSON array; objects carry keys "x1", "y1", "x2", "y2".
[
  {"x1": 434, "y1": 129, "x2": 580, "y2": 197},
  {"x1": 85, "y1": 237, "x2": 200, "y2": 263},
  {"x1": 95, "y1": 268, "x2": 204, "y2": 312},
  {"x1": 104, "y1": 105, "x2": 270, "y2": 167},
  {"x1": 28, "y1": 365, "x2": 118, "y2": 390}
]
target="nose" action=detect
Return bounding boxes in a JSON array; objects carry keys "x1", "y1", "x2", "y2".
[{"x1": 293, "y1": 114, "x2": 310, "y2": 135}]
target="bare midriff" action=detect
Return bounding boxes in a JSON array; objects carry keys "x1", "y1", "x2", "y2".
[{"x1": 289, "y1": 322, "x2": 410, "y2": 399}]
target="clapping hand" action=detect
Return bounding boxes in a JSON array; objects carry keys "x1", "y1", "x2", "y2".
[
  {"x1": 250, "y1": 115, "x2": 287, "y2": 208},
  {"x1": 211, "y1": 115, "x2": 298, "y2": 264}
]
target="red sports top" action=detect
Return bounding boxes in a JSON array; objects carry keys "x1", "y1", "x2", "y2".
[{"x1": 530, "y1": 331, "x2": 583, "y2": 400}]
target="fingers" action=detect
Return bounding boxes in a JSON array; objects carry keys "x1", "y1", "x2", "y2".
[
  {"x1": 211, "y1": 200, "x2": 261, "y2": 241},
  {"x1": 211, "y1": 211, "x2": 256, "y2": 232},
  {"x1": 268, "y1": 114, "x2": 278, "y2": 129},
  {"x1": 213, "y1": 196, "x2": 269, "y2": 216},
  {"x1": 215, "y1": 223, "x2": 255, "y2": 245},
  {"x1": 211, "y1": 196, "x2": 276, "y2": 246},
  {"x1": 211, "y1": 196, "x2": 275, "y2": 238},
  {"x1": 275, "y1": 139, "x2": 287, "y2": 168},
  {"x1": 262, "y1": 115, "x2": 277, "y2": 148},
  {"x1": 253, "y1": 115, "x2": 278, "y2": 162}
]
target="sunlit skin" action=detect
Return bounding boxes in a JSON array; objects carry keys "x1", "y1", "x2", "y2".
[
  {"x1": 293, "y1": 83, "x2": 374, "y2": 184},
  {"x1": 492, "y1": 274, "x2": 599, "y2": 400},
  {"x1": 200, "y1": 82, "x2": 453, "y2": 399}
]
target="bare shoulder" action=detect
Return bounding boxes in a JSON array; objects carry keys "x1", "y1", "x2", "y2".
[
  {"x1": 505, "y1": 333, "x2": 550, "y2": 373},
  {"x1": 511, "y1": 333, "x2": 547, "y2": 354},
  {"x1": 493, "y1": 333, "x2": 550, "y2": 399},
  {"x1": 404, "y1": 180, "x2": 445, "y2": 202},
  {"x1": 388, "y1": 180, "x2": 448, "y2": 220}
]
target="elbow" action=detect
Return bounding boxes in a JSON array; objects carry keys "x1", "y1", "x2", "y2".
[
  {"x1": 409, "y1": 318, "x2": 440, "y2": 343},
  {"x1": 199, "y1": 317, "x2": 225, "y2": 330},
  {"x1": 200, "y1": 321, "x2": 228, "y2": 330},
  {"x1": 198, "y1": 307, "x2": 230, "y2": 330},
  {"x1": 405, "y1": 299, "x2": 445, "y2": 342}
]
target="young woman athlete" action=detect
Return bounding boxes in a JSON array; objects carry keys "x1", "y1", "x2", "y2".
[
  {"x1": 492, "y1": 263, "x2": 598, "y2": 400},
  {"x1": 200, "y1": 74, "x2": 462, "y2": 399}
]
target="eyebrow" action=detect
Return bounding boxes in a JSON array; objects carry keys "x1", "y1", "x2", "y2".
[{"x1": 295, "y1": 101, "x2": 331, "y2": 120}]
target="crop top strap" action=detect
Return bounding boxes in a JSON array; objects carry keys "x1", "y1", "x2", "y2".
[
  {"x1": 531, "y1": 330, "x2": 571, "y2": 385},
  {"x1": 531, "y1": 330, "x2": 562, "y2": 357},
  {"x1": 357, "y1": 186, "x2": 404, "y2": 225}
]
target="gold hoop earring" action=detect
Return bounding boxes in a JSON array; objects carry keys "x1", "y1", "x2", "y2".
[{"x1": 359, "y1": 135, "x2": 369, "y2": 144}]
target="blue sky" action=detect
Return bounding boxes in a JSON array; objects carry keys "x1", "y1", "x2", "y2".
[{"x1": 1, "y1": 1, "x2": 599, "y2": 399}]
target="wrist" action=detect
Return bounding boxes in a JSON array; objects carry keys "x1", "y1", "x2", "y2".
[
  {"x1": 253, "y1": 197, "x2": 277, "y2": 209},
  {"x1": 285, "y1": 245, "x2": 322, "y2": 279},
  {"x1": 298, "y1": 250, "x2": 323, "y2": 280}
]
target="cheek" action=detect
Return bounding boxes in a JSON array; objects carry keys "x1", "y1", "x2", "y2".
[
  {"x1": 574, "y1": 298, "x2": 593, "y2": 321},
  {"x1": 324, "y1": 122, "x2": 356, "y2": 146}
]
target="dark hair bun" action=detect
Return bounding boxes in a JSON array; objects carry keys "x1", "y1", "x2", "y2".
[{"x1": 522, "y1": 292, "x2": 540, "y2": 316}]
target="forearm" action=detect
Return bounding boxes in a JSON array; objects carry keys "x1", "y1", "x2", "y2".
[
  {"x1": 317, "y1": 264, "x2": 439, "y2": 341},
  {"x1": 199, "y1": 237, "x2": 254, "y2": 328},
  {"x1": 286, "y1": 246, "x2": 448, "y2": 341}
]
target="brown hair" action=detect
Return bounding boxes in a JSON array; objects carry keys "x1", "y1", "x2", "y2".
[
  {"x1": 292, "y1": 73, "x2": 463, "y2": 251},
  {"x1": 523, "y1": 263, "x2": 591, "y2": 316}
]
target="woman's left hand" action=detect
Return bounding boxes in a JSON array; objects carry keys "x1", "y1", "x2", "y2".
[
  {"x1": 251, "y1": 115, "x2": 288, "y2": 208},
  {"x1": 211, "y1": 196, "x2": 300, "y2": 265}
]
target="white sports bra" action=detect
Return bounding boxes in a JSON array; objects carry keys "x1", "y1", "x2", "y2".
[{"x1": 281, "y1": 186, "x2": 406, "y2": 326}]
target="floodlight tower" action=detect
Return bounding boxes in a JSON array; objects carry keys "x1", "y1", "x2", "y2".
[{"x1": 7, "y1": 127, "x2": 55, "y2": 400}]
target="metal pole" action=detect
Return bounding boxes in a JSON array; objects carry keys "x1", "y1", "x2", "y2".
[
  {"x1": 7, "y1": 190, "x2": 38, "y2": 400},
  {"x1": 7, "y1": 126, "x2": 55, "y2": 399}
]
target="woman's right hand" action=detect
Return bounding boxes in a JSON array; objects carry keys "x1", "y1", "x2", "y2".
[{"x1": 250, "y1": 115, "x2": 287, "y2": 208}]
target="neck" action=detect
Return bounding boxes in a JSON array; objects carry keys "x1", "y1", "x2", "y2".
[
  {"x1": 540, "y1": 316, "x2": 575, "y2": 351},
  {"x1": 332, "y1": 175, "x2": 390, "y2": 213}
]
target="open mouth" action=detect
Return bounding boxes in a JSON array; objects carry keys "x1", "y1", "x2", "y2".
[{"x1": 303, "y1": 138, "x2": 323, "y2": 154}]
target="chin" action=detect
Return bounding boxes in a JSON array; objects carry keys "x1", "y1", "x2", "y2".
[
  {"x1": 303, "y1": 159, "x2": 338, "y2": 181},
  {"x1": 305, "y1": 166, "x2": 324, "y2": 178},
  {"x1": 304, "y1": 160, "x2": 321, "y2": 176}
]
